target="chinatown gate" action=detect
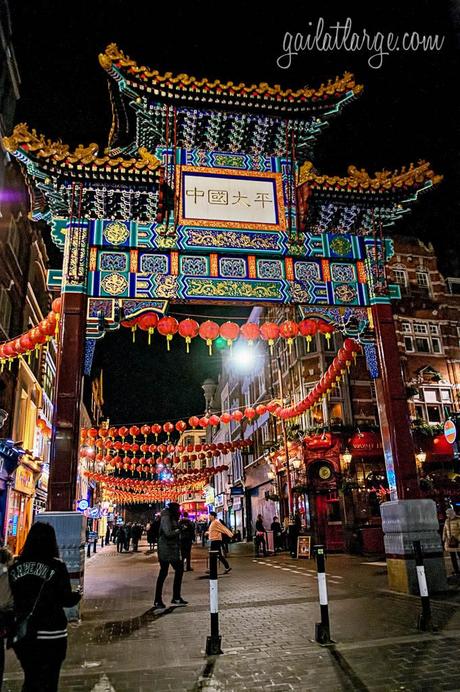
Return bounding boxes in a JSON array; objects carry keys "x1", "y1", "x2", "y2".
[{"x1": 4, "y1": 44, "x2": 446, "y2": 592}]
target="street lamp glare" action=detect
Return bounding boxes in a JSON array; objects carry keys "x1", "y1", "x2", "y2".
[{"x1": 230, "y1": 343, "x2": 256, "y2": 371}]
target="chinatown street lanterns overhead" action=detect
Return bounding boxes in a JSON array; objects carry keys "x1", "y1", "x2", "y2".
[
  {"x1": 0, "y1": 298, "x2": 62, "y2": 369},
  {"x1": 116, "y1": 316, "x2": 340, "y2": 356}
]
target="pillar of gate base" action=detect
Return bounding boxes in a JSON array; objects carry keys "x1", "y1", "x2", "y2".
[{"x1": 381, "y1": 499, "x2": 447, "y2": 594}]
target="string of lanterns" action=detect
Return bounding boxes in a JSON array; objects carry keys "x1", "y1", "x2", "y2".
[
  {"x1": 121, "y1": 315, "x2": 335, "y2": 354},
  {"x1": 105, "y1": 490, "x2": 182, "y2": 504},
  {"x1": 268, "y1": 338, "x2": 361, "y2": 421},
  {"x1": 0, "y1": 297, "x2": 62, "y2": 370},
  {"x1": 84, "y1": 465, "x2": 227, "y2": 488}
]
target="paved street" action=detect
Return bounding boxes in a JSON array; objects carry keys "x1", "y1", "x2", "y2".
[{"x1": 4, "y1": 539, "x2": 460, "y2": 691}]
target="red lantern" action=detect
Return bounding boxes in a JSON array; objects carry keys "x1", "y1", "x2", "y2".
[
  {"x1": 157, "y1": 316, "x2": 179, "y2": 350},
  {"x1": 279, "y1": 320, "x2": 298, "y2": 351},
  {"x1": 178, "y1": 318, "x2": 199, "y2": 353},
  {"x1": 138, "y1": 312, "x2": 159, "y2": 345},
  {"x1": 175, "y1": 420, "x2": 187, "y2": 433},
  {"x1": 19, "y1": 332, "x2": 35, "y2": 360},
  {"x1": 141, "y1": 424, "x2": 151, "y2": 439},
  {"x1": 255, "y1": 404, "x2": 267, "y2": 416},
  {"x1": 219, "y1": 321, "x2": 240, "y2": 348},
  {"x1": 88, "y1": 428, "x2": 98, "y2": 439},
  {"x1": 266, "y1": 400, "x2": 279, "y2": 414},
  {"x1": 232, "y1": 410, "x2": 243, "y2": 422},
  {"x1": 244, "y1": 407, "x2": 256, "y2": 421},
  {"x1": 317, "y1": 320, "x2": 334, "y2": 345},
  {"x1": 220, "y1": 412, "x2": 231, "y2": 425},
  {"x1": 52, "y1": 296, "x2": 62, "y2": 314},
  {"x1": 163, "y1": 422, "x2": 174, "y2": 438},
  {"x1": 189, "y1": 416, "x2": 200, "y2": 429},
  {"x1": 240, "y1": 322, "x2": 260, "y2": 346},
  {"x1": 344, "y1": 338, "x2": 360, "y2": 353},
  {"x1": 121, "y1": 317, "x2": 139, "y2": 342},
  {"x1": 151, "y1": 423, "x2": 162, "y2": 440},
  {"x1": 119, "y1": 426, "x2": 129, "y2": 440},
  {"x1": 199, "y1": 320, "x2": 220, "y2": 355},
  {"x1": 30, "y1": 326, "x2": 46, "y2": 352},
  {"x1": 298, "y1": 319, "x2": 318, "y2": 352},
  {"x1": 149, "y1": 443, "x2": 157, "y2": 454},
  {"x1": 199, "y1": 417, "x2": 210, "y2": 428},
  {"x1": 129, "y1": 426, "x2": 140, "y2": 439}
]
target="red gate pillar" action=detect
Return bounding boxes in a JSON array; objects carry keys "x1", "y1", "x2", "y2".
[
  {"x1": 372, "y1": 302, "x2": 446, "y2": 593},
  {"x1": 372, "y1": 302, "x2": 419, "y2": 500},
  {"x1": 48, "y1": 217, "x2": 89, "y2": 511}
]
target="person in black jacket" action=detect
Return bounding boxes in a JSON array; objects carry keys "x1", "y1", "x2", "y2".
[
  {"x1": 178, "y1": 512, "x2": 195, "y2": 571},
  {"x1": 154, "y1": 503, "x2": 187, "y2": 609},
  {"x1": 8, "y1": 522, "x2": 81, "y2": 692}
]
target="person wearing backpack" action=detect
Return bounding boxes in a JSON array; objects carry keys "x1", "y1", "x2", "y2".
[
  {"x1": 179, "y1": 512, "x2": 196, "y2": 572},
  {"x1": 8, "y1": 522, "x2": 81, "y2": 692}
]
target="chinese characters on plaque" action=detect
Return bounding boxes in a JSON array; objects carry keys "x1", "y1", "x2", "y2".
[{"x1": 178, "y1": 167, "x2": 285, "y2": 230}]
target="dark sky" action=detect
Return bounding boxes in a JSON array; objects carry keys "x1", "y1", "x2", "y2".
[{"x1": 9, "y1": 0, "x2": 460, "y2": 423}]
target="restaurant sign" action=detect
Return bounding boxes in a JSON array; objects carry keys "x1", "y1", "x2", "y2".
[{"x1": 14, "y1": 466, "x2": 35, "y2": 495}]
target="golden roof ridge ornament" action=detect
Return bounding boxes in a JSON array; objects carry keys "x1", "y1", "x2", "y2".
[
  {"x1": 3, "y1": 123, "x2": 162, "y2": 172},
  {"x1": 298, "y1": 160, "x2": 443, "y2": 190},
  {"x1": 98, "y1": 43, "x2": 363, "y2": 101}
]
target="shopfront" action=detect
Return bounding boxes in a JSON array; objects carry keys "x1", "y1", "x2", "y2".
[{"x1": 6, "y1": 461, "x2": 37, "y2": 554}]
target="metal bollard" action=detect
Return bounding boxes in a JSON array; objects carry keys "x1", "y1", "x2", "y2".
[
  {"x1": 87, "y1": 542, "x2": 91, "y2": 558},
  {"x1": 205, "y1": 550, "x2": 223, "y2": 656},
  {"x1": 93, "y1": 539, "x2": 97, "y2": 554},
  {"x1": 413, "y1": 540, "x2": 435, "y2": 631},
  {"x1": 314, "y1": 545, "x2": 333, "y2": 645}
]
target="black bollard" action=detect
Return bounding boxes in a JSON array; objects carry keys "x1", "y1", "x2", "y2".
[
  {"x1": 413, "y1": 540, "x2": 435, "y2": 631},
  {"x1": 314, "y1": 545, "x2": 332, "y2": 645},
  {"x1": 205, "y1": 550, "x2": 223, "y2": 655},
  {"x1": 93, "y1": 539, "x2": 97, "y2": 554},
  {"x1": 87, "y1": 542, "x2": 91, "y2": 558}
]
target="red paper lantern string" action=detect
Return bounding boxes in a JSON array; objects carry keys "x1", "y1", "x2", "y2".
[
  {"x1": 199, "y1": 320, "x2": 220, "y2": 356},
  {"x1": 157, "y1": 316, "x2": 179, "y2": 350},
  {"x1": 138, "y1": 312, "x2": 159, "y2": 346},
  {"x1": 219, "y1": 321, "x2": 240, "y2": 349},
  {"x1": 178, "y1": 318, "x2": 199, "y2": 353}
]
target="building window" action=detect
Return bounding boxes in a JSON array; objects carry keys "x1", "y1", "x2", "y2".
[
  {"x1": 426, "y1": 406, "x2": 441, "y2": 423},
  {"x1": 416, "y1": 270, "x2": 431, "y2": 296},
  {"x1": 401, "y1": 322, "x2": 411, "y2": 333},
  {"x1": 415, "y1": 337, "x2": 430, "y2": 353},
  {"x1": 0, "y1": 287, "x2": 12, "y2": 336},
  {"x1": 7, "y1": 216, "x2": 21, "y2": 260},
  {"x1": 429, "y1": 324, "x2": 439, "y2": 335},
  {"x1": 404, "y1": 336, "x2": 414, "y2": 352},
  {"x1": 414, "y1": 323, "x2": 428, "y2": 335},
  {"x1": 431, "y1": 338, "x2": 441, "y2": 354},
  {"x1": 393, "y1": 268, "x2": 407, "y2": 286}
]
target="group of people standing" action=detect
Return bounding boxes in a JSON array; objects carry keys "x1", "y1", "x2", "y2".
[
  {"x1": 112, "y1": 522, "x2": 144, "y2": 553},
  {"x1": 254, "y1": 512, "x2": 303, "y2": 558}
]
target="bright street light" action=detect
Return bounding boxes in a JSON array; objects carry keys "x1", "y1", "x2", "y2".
[{"x1": 229, "y1": 343, "x2": 257, "y2": 371}]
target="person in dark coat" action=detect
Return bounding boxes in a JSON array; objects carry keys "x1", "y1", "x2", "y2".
[
  {"x1": 111, "y1": 524, "x2": 118, "y2": 543},
  {"x1": 124, "y1": 524, "x2": 132, "y2": 552},
  {"x1": 146, "y1": 522, "x2": 156, "y2": 550},
  {"x1": 271, "y1": 516, "x2": 283, "y2": 552},
  {"x1": 254, "y1": 514, "x2": 268, "y2": 557},
  {"x1": 179, "y1": 512, "x2": 195, "y2": 571},
  {"x1": 131, "y1": 524, "x2": 143, "y2": 552},
  {"x1": 8, "y1": 522, "x2": 81, "y2": 692},
  {"x1": 116, "y1": 525, "x2": 126, "y2": 553},
  {"x1": 154, "y1": 503, "x2": 187, "y2": 609}
]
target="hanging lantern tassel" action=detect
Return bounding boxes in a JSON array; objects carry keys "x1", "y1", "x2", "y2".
[
  {"x1": 185, "y1": 336, "x2": 191, "y2": 354},
  {"x1": 166, "y1": 334, "x2": 173, "y2": 351},
  {"x1": 206, "y1": 338, "x2": 212, "y2": 356},
  {"x1": 306, "y1": 335, "x2": 312, "y2": 352},
  {"x1": 132, "y1": 325, "x2": 137, "y2": 343}
]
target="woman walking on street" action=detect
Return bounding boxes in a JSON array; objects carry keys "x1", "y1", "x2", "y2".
[
  {"x1": 207, "y1": 512, "x2": 233, "y2": 573},
  {"x1": 8, "y1": 522, "x2": 81, "y2": 692},
  {"x1": 154, "y1": 503, "x2": 188, "y2": 609}
]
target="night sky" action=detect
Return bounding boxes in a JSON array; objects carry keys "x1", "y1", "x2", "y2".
[{"x1": 8, "y1": 1, "x2": 460, "y2": 423}]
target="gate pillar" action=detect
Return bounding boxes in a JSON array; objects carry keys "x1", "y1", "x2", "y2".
[
  {"x1": 372, "y1": 303, "x2": 447, "y2": 593},
  {"x1": 48, "y1": 218, "x2": 89, "y2": 512}
]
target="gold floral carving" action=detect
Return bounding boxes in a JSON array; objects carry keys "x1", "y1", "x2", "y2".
[
  {"x1": 103, "y1": 222, "x2": 130, "y2": 245},
  {"x1": 99, "y1": 44, "x2": 363, "y2": 100},
  {"x1": 298, "y1": 160, "x2": 443, "y2": 190}
]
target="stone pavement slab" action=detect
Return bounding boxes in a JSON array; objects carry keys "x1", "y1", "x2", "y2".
[{"x1": 4, "y1": 540, "x2": 460, "y2": 691}]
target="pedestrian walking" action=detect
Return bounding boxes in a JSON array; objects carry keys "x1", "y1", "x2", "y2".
[
  {"x1": 146, "y1": 521, "x2": 156, "y2": 550},
  {"x1": 116, "y1": 525, "x2": 126, "y2": 553},
  {"x1": 154, "y1": 503, "x2": 188, "y2": 609},
  {"x1": 105, "y1": 524, "x2": 111, "y2": 546},
  {"x1": 8, "y1": 522, "x2": 81, "y2": 692},
  {"x1": 207, "y1": 512, "x2": 233, "y2": 573},
  {"x1": 111, "y1": 524, "x2": 118, "y2": 544},
  {"x1": 271, "y1": 516, "x2": 283, "y2": 552},
  {"x1": 0, "y1": 546, "x2": 13, "y2": 691},
  {"x1": 179, "y1": 511, "x2": 195, "y2": 571},
  {"x1": 254, "y1": 514, "x2": 268, "y2": 557},
  {"x1": 131, "y1": 523, "x2": 143, "y2": 552},
  {"x1": 443, "y1": 507, "x2": 460, "y2": 575},
  {"x1": 124, "y1": 523, "x2": 132, "y2": 552},
  {"x1": 220, "y1": 518, "x2": 231, "y2": 556}
]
